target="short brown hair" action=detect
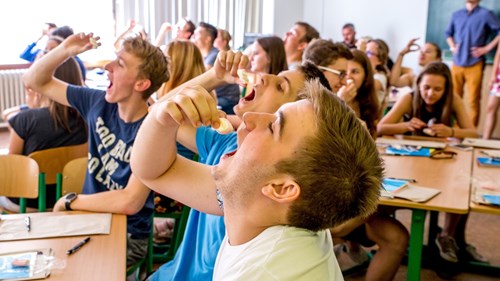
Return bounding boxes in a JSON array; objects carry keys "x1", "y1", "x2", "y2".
[
  {"x1": 295, "y1": 21, "x2": 320, "y2": 43},
  {"x1": 276, "y1": 80, "x2": 384, "y2": 231},
  {"x1": 121, "y1": 36, "x2": 169, "y2": 99},
  {"x1": 303, "y1": 39, "x2": 353, "y2": 67}
]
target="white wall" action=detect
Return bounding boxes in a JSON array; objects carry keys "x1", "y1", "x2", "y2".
[
  {"x1": 272, "y1": 0, "x2": 304, "y2": 38},
  {"x1": 304, "y1": 0, "x2": 429, "y2": 73}
]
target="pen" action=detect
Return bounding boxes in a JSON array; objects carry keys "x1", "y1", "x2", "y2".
[
  {"x1": 386, "y1": 177, "x2": 417, "y2": 183},
  {"x1": 67, "y1": 236, "x2": 91, "y2": 255},
  {"x1": 25, "y1": 216, "x2": 30, "y2": 232}
]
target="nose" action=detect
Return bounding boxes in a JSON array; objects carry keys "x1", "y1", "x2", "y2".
[
  {"x1": 241, "y1": 111, "x2": 275, "y2": 131},
  {"x1": 104, "y1": 61, "x2": 113, "y2": 72}
]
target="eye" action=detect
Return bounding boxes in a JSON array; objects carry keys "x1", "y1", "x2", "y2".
[{"x1": 268, "y1": 122, "x2": 274, "y2": 134}]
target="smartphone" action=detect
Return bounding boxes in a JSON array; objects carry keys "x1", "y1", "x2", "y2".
[{"x1": 450, "y1": 143, "x2": 473, "y2": 151}]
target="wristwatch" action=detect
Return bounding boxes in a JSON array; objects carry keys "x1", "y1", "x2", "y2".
[{"x1": 65, "y1": 192, "x2": 78, "y2": 211}]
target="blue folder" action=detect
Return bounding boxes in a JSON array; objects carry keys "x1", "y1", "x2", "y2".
[
  {"x1": 477, "y1": 157, "x2": 500, "y2": 167},
  {"x1": 385, "y1": 146, "x2": 432, "y2": 157}
]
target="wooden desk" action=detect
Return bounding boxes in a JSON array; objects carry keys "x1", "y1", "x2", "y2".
[
  {"x1": 470, "y1": 149, "x2": 500, "y2": 215},
  {"x1": 0, "y1": 212, "x2": 126, "y2": 281},
  {"x1": 380, "y1": 147, "x2": 472, "y2": 281}
]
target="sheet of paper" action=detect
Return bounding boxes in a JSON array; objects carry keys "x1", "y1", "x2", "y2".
[
  {"x1": 376, "y1": 138, "x2": 447, "y2": 149},
  {"x1": 462, "y1": 138, "x2": 500, "y2": 149},
  {"x1": 0, "y1": 213, "x2": 111, "y2": 241}
]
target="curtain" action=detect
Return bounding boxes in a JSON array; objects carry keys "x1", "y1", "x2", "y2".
[{"x1": 115, "y1": 0, "x2": 264, "y2": 50}]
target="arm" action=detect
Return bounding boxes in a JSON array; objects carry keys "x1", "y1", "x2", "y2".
[
  {"x1": 377, "y1": 93, "x2": 426, "y2": 136},
  {"x1": 489, "y1": 40, "x2": 500, "y2": 89},
  {"x1": 434, "y1": 94, "x2": 478, "y2": 138},
  {"x1": 390, "y1": 38, "x2": 418, "y2": 87},
  {"x1": 53, "y1": 174, "x2": 152, "y2": 214},
  {"x1": 471, "y1": 35, "x2": 500, "y2": 58},
  {"x1": 447, "y1": 37, "x2": 458, "y2": 55},
  {"x1": 23, "y1": 33, "x2": 96, "y2": 107},
  {"x1": 154, "y1": 22, "x2": 172, "y2": 47},
  {"x1": 131, "y1": 86, "x2": 224, "y2": 215},
  {"x1": 8, "y1": 130, "x2": 24, "y2": 155},
  {"x1": 114, "y1": 20, "x2": 136, "y2": 50}
]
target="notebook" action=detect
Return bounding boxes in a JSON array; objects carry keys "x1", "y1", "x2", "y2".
[
  {"x1": 477, "y1": 157, "x2": 500, "y2": 167},
  {"x1": 381, "y1": 183, "x2": 441, "y2": 203},
  {"x1": 385, "y1": 146, "x2": 433, "y2": 157}
]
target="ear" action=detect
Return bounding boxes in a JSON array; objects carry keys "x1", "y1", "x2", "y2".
[
  {"x1": 134, "y1": 78, "x2": 151, "y2": 93},
  {"x1": 297, "y1": 41, "x2": 308, "y2": 52},
  {"x1": 261, "y1": 176, "x2": 300, "y2": 204}
]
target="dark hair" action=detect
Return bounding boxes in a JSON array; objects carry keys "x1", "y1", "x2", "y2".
[
  {"x1": 342, "y1": 23, "x2": 355, "y2": 30},
  {"x1": 303, "y1": 39, "x2": 353, "y2": 67},
  {"x1": 295, "y1": 21, "x2": 320, "y2": 43},
  {"x1": 51, "y1": 25, "x2": 74, "y2": 39},
  {"x1": 255, "y1": 36, "x2": 288, "y2": 75},
  {"x1": 46, "y1": 22, "x2": 57, "y2": 29},
  {"x1": 184, "y1": 18, "x2": 196, "y2": 39},
  {"x1": 122, "y1": 36, "x2": 170, "y2": 99},
  {"x1": 199, "y1": 22, "x2": 218, "y2": 45},
  {"x1": 427, "y1": 42, "x2": 442, "y2": 60},
  {"x1": 299, "y1": 61, "x2": 332, "y2": 91},
  {"x1": 368, "y1": 39, "x2": 390, "y2": 75},
  {"x1": 50, "y1": 57, "x2": 85, "y2": 132},
  {"x1": 413, "y1": 62, "x2": 454, "y2": 127},
  {"x1": 277, "y1": 80, "x2": 383, "y2": 231},
  {"x1": 350, "y1": 50, "x2": 380, "y2": 137}
]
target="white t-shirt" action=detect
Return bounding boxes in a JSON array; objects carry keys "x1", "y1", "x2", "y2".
[{"x1": 213, "y1": 225, "x2": 344, "y2": 281}]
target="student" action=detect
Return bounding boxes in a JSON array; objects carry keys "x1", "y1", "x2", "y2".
[
  {"x1": 390, "y1": 38, "x2": 442, "y2": 88},
  {"x1": 155, "y1": 17, "x2": 196, "y2": 47},
  {"x1": 19, "y1": 22, "x2": 57, "y2": 63},
  {"x1": 365, "y1": 39, "x2": 390, "y2": 113},
  {"x1": 23, "y1": 32, "x2": 169, "y2": 267},
  {"x1": 192, "y1": 22, "x2": 219, "y2": 69},
  {"x1": 303, "y1": 39, "x2": 352, "y2": 94},
  {"x1": 146, "y1": 51, "x2": 331, "y2": 281},
  {"x1": 445, "y1": 0, "x2": 500, "y2": 127},
  {"x1": 377, "y1": 62, "x2": 483, "y2": 265},
  {"x1": 377, "y1": 62, "x2": 477, "y2": 138},
  {"x1": 249, "y1": 36, "x2": 288, "y2": 75},
  {"x1": 283, "y1": 21, "x2": 320, "y2": 69},
  {"x1": 131, "y1": 77, "x2": 384, "y2": 280},
  {"x1": 214, "y1": 28, "x2": 232, "y2": 52},
  {"x1": 483, "y1": 39, "x2": 500, "y2": 139},
  {"x1": 341, "y1": 23, "x2": 357, "y2": 49},
  {"x1": 0, "y1": 57, "x2": 87, "y2": 212}
]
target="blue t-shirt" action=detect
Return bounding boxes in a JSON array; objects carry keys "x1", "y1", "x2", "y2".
[
  {"x1": 149, "y1": 126, "x2": 237, "y2": 280},
  {"x1": 67, "y1": 85, "x2": 154, "y2": 239},
  {"x1": 445, "y1": 5, "x2": 500, "y2": 67},
  {"x1": 204, "y1": 47, "x2": 219, "y2": 67}
]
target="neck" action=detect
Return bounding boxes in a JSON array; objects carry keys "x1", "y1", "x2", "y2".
[
  {"x1": 117, "y1": 99, "x2": 149, "y2": 123},
  {"x1": 223, "y1": 201, "x2": 287, "y2": 245},
  {"x1": 287, "y1": 52, "x2": 302, "y2": 66},
  {"x1": 200, "y1": 45, "x2": 212, "y2": 57}
]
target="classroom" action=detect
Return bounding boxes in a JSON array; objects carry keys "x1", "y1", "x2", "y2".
[{"x1": 0, "y1": 0, "x2": 499, "y2": 280}]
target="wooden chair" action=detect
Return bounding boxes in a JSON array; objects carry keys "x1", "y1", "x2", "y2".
[
  {"x1": 57, "y1": 157, "x2": 88, "y2": 196},
  {"x1": 28, "y1": 143, "x2": 88, "y2": 210},
  {"x1": 0, "y1": 155, "x2": 40, "y2": 213}
]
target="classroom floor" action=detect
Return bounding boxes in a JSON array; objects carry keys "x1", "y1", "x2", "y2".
[{"x1": 1, "y1": 128, "x2": 498, "y2": 280}]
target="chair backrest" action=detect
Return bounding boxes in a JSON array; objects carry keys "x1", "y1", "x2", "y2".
[
  {"x1": 0, "y1": 155, "x2": 40, "y2": 213},
  {"x1": 28, "y1": 143, "x2": 88, "y2": 184},
  {"x1": 0, "y1": 155, "x2": 39, "y2": 198},
  {"x1": 60, "y1": 157, "x2": 87, "y2": 196}
]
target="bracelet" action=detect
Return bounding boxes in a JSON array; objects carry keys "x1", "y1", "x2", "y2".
[{"x1": 450, "y1": 128, "x2": 455, "y2": 137}]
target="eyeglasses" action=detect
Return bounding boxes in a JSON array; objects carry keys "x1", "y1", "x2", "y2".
[
  {"x1": 366, "y1": 50, "x2": 379, "y2": 58},
  {"x1": 316, "y1": 65, "x2": 347, "y2": 80},
  {"x1": 430, "y1": 150, "x2": 457, "y2": 160}
]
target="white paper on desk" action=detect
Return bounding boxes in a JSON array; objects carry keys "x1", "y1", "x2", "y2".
[
  {"x1": 462, "y1": 138, "x2": 500, "y2": 149},
  {"x1": 389, "y1": 184, "x2": 441, "y2": 203},
  {"x1": 0, "y1": 213, "x2": 111, "y2": 241}
]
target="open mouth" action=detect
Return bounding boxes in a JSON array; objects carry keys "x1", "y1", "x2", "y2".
[
  {"x1": 221, "y1": 149, "x2": 237, "y2": 160},
  {"x1": 243, "y1": 88, "x2": 256, "y2": 101}
]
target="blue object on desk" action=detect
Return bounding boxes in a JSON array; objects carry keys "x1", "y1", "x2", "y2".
[
  {"x1": 483, "y1": 194, "x2": 500, "y2": 206},
  {"x1": 477, "y1": 157, "x2": 500, "y2": 167},
  {"x1": 385, "y1": 146, "x2": 432, "y2": 157},
  {"x1": 382, "y1": 178, "x2": 410, "y2": 192}
]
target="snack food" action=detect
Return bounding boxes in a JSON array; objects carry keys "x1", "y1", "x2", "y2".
[
  {"x1": 346, "y1": 79, "x2": 354, "y2": 85},
  {"x1": 89, "y1": 37, "x2": 98, "y2": 49},
  {"x1": 215, "y1": 118, "x2": 234, "y2": 134}
]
